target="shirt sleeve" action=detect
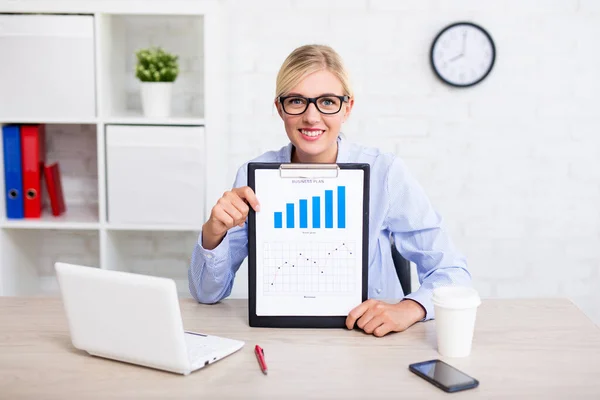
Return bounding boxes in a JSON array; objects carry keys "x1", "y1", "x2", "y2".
[
  {"x1": 188, "y1": 165, "x2": 250, "y2": 304},
  {"x1": 384, "y1": 156, "x2": 473, "y2": 320}
]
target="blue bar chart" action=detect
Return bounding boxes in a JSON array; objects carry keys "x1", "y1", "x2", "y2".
[
  {"x1": 338, "y1": 186, "x2": 345, "y2": 229},
  {"x1": 274, "y1": 186, "x2": 346, "y2": 229},
  {"x1": 274, "y1": 212, "x2": 282, "y2": 228},
  {"x1": 299, "y1": 199, "x2": 308, "y2": 228},
  {"x1": 312, "y1": 196, "x2": 320, "y2": 228},
  {"x1": 325, "y1": 190, "x2": 333, "y2": 228},
  {"x1": 286, "y1": 203, "x2": 294, "y2": 228}
]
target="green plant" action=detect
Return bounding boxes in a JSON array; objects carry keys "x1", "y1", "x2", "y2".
[{"x1": 135, "y1": 46, "x2": 179, "y2": 82}]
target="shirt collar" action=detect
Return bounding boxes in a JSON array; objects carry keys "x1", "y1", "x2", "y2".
[{"x1": 282, "y1": 135, "x2": 346, "y2": 163}]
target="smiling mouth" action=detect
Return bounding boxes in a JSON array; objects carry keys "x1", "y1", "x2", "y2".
[{"x1": 299, "y1": 129, "x2": 325, "y2": 137}]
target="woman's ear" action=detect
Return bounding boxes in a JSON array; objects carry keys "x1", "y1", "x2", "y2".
[
  {"x1": 343, "y1": 97, "x2": 354, "y2": 123},
  {"x1": 274, "y1": 99, "x2": 284, "y2": 119}
]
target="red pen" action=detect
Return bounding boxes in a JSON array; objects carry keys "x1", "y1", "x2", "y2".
[{"x1": 255, "y1": 345, "x2": 268, "y2": 375}]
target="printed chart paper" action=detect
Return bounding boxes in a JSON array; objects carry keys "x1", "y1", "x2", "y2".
[{"x1": 253, "y1": 168, "x2": 365, "y2": 316}]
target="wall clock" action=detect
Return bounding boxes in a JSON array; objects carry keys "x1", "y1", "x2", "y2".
[{"x1": 430, "y1": 22, "x2": 496, "y2": 87}]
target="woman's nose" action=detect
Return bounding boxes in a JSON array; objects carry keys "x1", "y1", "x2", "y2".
[{"x1": 303, "y1": 103, "x2": 321, "y2": 123}]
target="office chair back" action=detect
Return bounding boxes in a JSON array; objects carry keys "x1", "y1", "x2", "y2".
[{"x1": 391, "y1": 242, "x2": 412, "y2": 295}]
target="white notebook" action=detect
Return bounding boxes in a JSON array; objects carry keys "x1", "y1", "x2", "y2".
[{"x1": 55, "y1": 262, "x2": 244, "y2": 375}]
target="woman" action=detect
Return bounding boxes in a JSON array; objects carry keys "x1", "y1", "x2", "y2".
[{"x1": 189, "y1": 44, "x2": 472, "y2": 337}]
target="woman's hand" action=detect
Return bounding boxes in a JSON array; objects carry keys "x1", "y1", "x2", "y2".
[
  {"x1": 346, "y1": 299, "x2": 426, "y2": 337},
  {"x1": 202, "y1": 186, "x2": 260, "y2": 250}
]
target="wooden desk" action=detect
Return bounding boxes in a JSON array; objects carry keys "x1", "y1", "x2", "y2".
[{"x1": 1, "y1": 297, "x2": 599, "y2": 399}]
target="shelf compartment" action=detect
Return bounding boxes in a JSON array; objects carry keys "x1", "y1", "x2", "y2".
[
  {"x1": 98, "y1": 14, "x2": 205, "y2": 120},
  {"x1": 0, "y1": 204, "x2": 99, "y2": 230},
  {"x1": 105, "y1": 124, "x2": 205, "y2": 226},
  {"x1": 104, "y1": 229, "x2": 199, "y2": 297},
  {"x1": 1, "y1": 123, "x2": 100, "y2": 226},
  {"x1": 0, "y1": 14, "x2": 96, "y2": 120},
  {"x1": 0, "y1": 228, "x2": 100, "y2": 296}
]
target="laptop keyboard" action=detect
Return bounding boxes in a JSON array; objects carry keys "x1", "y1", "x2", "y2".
[
  {"x1": 184, "y1": 331, "x2": 244, "y2": 371},
  {"x1": 185, "y1": 332, "x2": 216, "y2": 368}
]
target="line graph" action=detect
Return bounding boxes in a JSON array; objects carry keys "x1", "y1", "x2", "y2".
[{"x1": 262, "y1": 241, "x2": 356, "y2": 295}]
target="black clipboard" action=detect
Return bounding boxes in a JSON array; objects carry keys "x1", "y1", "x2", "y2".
[{"x1": 248, "y1": 162, "x2": 370, "y2": 328}]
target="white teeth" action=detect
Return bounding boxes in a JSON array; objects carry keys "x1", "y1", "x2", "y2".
[{"x1": 300, "y1": 129, "x2": 324, "y2": 137}]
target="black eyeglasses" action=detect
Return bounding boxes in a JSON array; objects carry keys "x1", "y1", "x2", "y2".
[{"x1": 278, "y1": 95, "x2": 350, "y2": 115}]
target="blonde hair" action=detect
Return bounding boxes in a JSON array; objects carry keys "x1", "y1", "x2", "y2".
[{"x1": 275, "y1": 44, "x2": 354, "y2": 100}]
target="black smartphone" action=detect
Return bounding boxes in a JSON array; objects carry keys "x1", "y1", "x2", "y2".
[{"x1": 409, "y1": 359, "x2": 479, "y2": 393}]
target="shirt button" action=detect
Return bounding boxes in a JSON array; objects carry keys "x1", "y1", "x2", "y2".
[
  {"x1": 376, "y1": 288, "x2": 382, "y2": 294},
  {"x1": 206, "y1": 254, "x2": 213, "y2": 259}
]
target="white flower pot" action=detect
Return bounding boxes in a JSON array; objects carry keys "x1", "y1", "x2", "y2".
[{"x1": 140, "y1": 82, "x2": 173, "y2": 118}]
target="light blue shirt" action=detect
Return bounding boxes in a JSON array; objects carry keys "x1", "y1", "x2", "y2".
[{"x1": 188, "y1": 136, "x2": 472, "y2": 320}]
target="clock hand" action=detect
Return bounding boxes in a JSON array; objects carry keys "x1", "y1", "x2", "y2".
[
  {"x1": 462, "y1": 31, "x2": 467, "y2": 55},
  {"x1": 449, "y1": 53, "x2": 463, "y2": 62}
]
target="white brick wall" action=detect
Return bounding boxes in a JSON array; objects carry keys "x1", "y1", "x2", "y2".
[
  {"x1": 45, "y1": 0, "x2": 600, "y2": 325},
  {"x1": 39, "y1": 230, "x2": 100, "y2": 275},
  {"x1": 221, "y1": 0, "x2": 600, "y2": 326},
  {"x1": 114, "y1": 231, "x2": 197, "y2": 282}
]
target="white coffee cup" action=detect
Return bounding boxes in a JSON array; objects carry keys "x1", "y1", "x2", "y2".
[{"x1": 432, "y1": 286, "x2": 481, "y2": 358}]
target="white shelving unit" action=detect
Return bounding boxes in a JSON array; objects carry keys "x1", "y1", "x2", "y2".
[{"x1": 0, "y1": 0, "x2": 229, "y2": 297}]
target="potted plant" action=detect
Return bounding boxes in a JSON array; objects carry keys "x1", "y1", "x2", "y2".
[{"x1": 135, "y1": 46, "x2": 179, "y2": 118}]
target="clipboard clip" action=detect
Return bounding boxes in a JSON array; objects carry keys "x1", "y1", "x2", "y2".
[{"x1": 279, "y1": 164, "x2": 340, "y2": 178}]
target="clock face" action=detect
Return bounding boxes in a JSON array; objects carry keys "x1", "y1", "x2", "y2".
[{"x1": 430, "y1": 22, "x2": 496, "y2": 87}]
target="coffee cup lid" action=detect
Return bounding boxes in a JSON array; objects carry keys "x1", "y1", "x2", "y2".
[{"x1": 432, "y1": 286, "x2": 481, "y2": 309}]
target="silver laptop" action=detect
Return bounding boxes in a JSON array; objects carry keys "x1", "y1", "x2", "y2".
[{"x1": 54, "y1": 262, "x2": 244, "y2": 375}]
